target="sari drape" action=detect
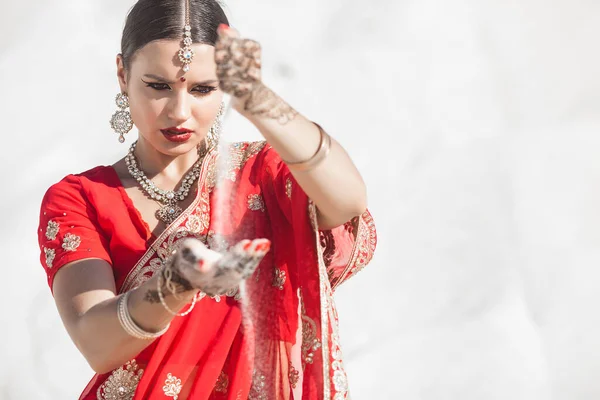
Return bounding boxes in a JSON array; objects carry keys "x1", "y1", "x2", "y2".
[{"x1": 38, "y1": 141, "x2": 377, "y2": 399}]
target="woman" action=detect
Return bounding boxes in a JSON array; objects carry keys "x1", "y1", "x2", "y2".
[{"x1": 37, "y1": 0, "x2": 377, "y2": 398}]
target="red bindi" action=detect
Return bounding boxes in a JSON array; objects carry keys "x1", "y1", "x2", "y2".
[{"x1": 180, "y1": 77, "x2": 186, "y2": 82}]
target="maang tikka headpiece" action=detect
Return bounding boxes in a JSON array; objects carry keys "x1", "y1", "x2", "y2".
[{"x1": 178, "y1": 0, "x2": 194, "y2": 73}]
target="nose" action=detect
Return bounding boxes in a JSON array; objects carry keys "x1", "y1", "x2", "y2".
[{"x1": 166, "y1": 90, "x2": 191, "y2": 124}]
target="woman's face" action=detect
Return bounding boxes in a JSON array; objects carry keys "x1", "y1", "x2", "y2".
[{"x1": 117, "y1": 40, "x2": 223, "y2": 156}]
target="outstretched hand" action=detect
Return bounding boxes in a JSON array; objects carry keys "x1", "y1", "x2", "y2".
[{"x1": 168, "y1": 237, "x2": 270, "y2": 296}]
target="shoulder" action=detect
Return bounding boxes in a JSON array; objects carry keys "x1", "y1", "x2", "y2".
[{"x1": 42, "y1": 166, "x2": 114, "y2": 207}]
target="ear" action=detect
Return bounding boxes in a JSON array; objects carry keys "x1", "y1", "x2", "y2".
[{"x1": 116, "y1": 54, "x2": 128, "y2": 94}]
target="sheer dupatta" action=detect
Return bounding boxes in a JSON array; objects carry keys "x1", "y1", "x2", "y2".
[{"x1": 74, "y1": 142, "x2": 376, "y2": 400}]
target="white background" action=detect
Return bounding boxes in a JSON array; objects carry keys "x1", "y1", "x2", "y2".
[{"x1": 1, "y1": 0, "x2": 599, "y2": 399}]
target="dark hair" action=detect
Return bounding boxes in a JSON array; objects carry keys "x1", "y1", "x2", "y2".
[{"x1": 120, "y1": 0, "x2": 229, "y2": 71}]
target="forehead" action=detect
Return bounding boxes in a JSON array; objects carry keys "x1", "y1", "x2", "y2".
[{"x1": 131, "y1": 40, "x2": 216, "y2": 78}]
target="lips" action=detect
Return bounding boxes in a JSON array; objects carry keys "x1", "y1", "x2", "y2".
[{"x1": 161, "y1": 127, "x2": 193, "y2": 143}]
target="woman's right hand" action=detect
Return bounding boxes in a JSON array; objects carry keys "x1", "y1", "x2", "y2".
[{"x1": 168, "y1": 237, "x2": 270, "y2": 296}]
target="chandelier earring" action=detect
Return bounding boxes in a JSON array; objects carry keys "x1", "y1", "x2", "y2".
[
  {"x1": 206, "y1": 102, "x2": 225, "y2": 150},
  {"x1": 110, "y1": 93, "x2": 133, "y2": 143}
]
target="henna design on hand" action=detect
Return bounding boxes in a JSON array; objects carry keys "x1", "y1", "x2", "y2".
[
  {"x1": 215, "y1": 27, "x2": 298, "y2": 125},
  {"x1": 171, "y1": 237, "x2": 271, "y2": 296},
  {"x1": 143, "y1": 256, "x2": 195, "y2": 304},
  {"x1": 243, "y1": 83, "x2": 299, "y2": 125}
]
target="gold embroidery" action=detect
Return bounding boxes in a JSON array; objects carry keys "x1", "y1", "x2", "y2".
[
  {"x1": 214, "y1": 371, "x2": 229, "y2": 393},
  {"x1": 224, "y1": 141, "x2": 267, "y2": 182},
  {"x1": 289, "y1": 363, "x2": 299, "y2": 389},
  {"x1": 45, "y1": 220, "x2": 59, "y2": 240},
  {"x1": 44, "y1": 247, "x2": 55, "y2": 268},
  {"x1": 62, "y1": 233, "x2": 81, "y2": 252},
  {"x1": 331, "y1": 210, "x2": 377, "y2": 291},
  {"x1": 285, "y1": 178, "x2": 292, "y2": 199},
  {"x1": 247, "y1": 194, "x2": 265, "y2": 212},
  {"x1": 329, "y1": 302, "x2": 350, "y2": 399},
  {"x1": 248, "y1": 370, "x2": 267, "y2": 400},
  {"x1": 300, "y1": 293, "x2": 322, "y2": 367},
  {"x1": 185, "y1": 214, "x2": 202, "y2": 234},
  {"x1": 163, "y1": 373, "x2": 182, "y2": 399},
  {"x1": 97, "y1": 360, "x2": 143, "y2": 400},
  {"x1": 272, "y1": 268, "x2": 286, "y2": 290}
]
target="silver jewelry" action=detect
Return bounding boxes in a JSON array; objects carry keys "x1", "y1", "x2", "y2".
[
  {"x1": 206, "y1": 102, "x2": 225, "y2": 149},
  {"x1": 117, "y1": 291, "x2": 170, "y2": 340},
  {"x1": 178, "y1": 0, "x2": 194, "y2": 73},
  {"x1": 110, "y1": 93, "x2": 133, "y2": 143},
  {"x1": 157, "y1": 271, "x2": 199, "y2": 317},
  {"x1": 125, "y1": 141, "x2": 207, "y2": 225}
]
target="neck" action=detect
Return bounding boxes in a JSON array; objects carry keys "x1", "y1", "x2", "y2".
[{"x1": 132, "y1": 137, "x2": 205, "y2": 184}]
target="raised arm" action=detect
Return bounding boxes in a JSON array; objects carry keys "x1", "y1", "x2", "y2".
[{"x1": 215, "y1": 25, "x2": 368, "y2": 230}]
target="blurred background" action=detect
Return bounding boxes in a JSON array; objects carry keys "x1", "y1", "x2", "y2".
[{"x1": 1, "y1": 0, "x2": 600, "y2": 398}]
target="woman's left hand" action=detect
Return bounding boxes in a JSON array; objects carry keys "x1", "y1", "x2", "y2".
[{"x1": 214, "y1": 24, "x2": 262, "y2": 113}]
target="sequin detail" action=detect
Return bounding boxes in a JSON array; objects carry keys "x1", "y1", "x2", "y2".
[
  {"x1": 62, "y1": 233, "x2": 81, "y2": 252},
  {"x1": 248, "y1": 194, "x2": 265, "y2": 212},
  {"x1": 44, "y1": 247, "x2": 55, "y2": 268},
  {"x1": 272, "y1": 268, "x2": 286, "y2": 290},
  {"x1": 248, "y1": 371, "x2": 267, "y2": 400},
  {"x1": 289, "y1": 363, "x2": 299, "y2": 389},
  {"x1": 163, "y1": 373, "x2": 182, "y2": 399},
  {"x1": 301, "y1": 295, "x2": 322, "y2": 366},
  {"x1": 97, "y1": 360, "x2": 143, "y2": 400},
  {"x1": 45, "y1": 220, "x2": 59, "y2": 240},
  {"x1": 224, "y1": 141, "x2": 267, "y2": 182},
  {"x1": 285, "y1": 178, "x2": 292, "y2": 199},
  {"x1": 214, "y1": 371, "x2": 229, "y2": 393}
]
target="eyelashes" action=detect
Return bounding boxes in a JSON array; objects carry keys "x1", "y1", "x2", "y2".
[{"x1": 142, "y1": 81, "x2": 218, "y2": 95}]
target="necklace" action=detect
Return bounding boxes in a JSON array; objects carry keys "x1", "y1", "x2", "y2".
[{"x1": 125, "y1": 141, "x2": 207, "y2": 225}]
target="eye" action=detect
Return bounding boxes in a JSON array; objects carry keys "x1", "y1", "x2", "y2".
[
  {"x1": 145, "y1": 82, "x2": 171, "y2": 91},
  {"x1": 192, "y1": 86, "x2": 218, "y2": 95}
]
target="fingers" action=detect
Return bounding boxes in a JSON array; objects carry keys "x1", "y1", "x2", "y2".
[
  {"x1": 170, "y1": 237, "x2": 271, "y2": 296},
  {"x1": 215, "y1": 25, "x2": 262, "y2": 97}
]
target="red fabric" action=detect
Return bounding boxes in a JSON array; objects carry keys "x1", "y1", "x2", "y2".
[{"x1": 37, "y1": 142, "x2": 377, "y2": 399}]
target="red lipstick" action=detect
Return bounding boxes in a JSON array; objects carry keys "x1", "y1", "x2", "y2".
[{"x1": 161, "y1": 127, "x2": 193, "y2": 143}]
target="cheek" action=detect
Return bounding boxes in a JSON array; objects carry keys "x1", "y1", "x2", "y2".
[{"x1": 130, "y1": 96, "x2": 164, "y2": 129}]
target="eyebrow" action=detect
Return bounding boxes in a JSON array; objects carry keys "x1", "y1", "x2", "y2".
[{"x1": 143, "y1": 74, "x2": 219, "y2": 85}]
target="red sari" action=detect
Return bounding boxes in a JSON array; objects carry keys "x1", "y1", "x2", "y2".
[{"x1": 38, "y1": 141, "x2": 377, "y2": 400}]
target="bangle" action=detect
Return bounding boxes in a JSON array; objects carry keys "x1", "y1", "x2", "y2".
[
  {"x1": 117, "y1": 291, "x2": 170, "y2": 340},
  {"x1": 157, "y1": 272, "x2": 200, "y2": 317},
  {"x1": 282, "y1": 122, "x2": 331, "y2": 172}
]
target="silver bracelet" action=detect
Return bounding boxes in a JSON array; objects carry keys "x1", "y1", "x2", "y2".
[
  {"x1": 117, "y1": 291, "x2": 170, "y2": 340},
  {"x1": 157, "y1": 272, "x2": 200, "y2": 317}
]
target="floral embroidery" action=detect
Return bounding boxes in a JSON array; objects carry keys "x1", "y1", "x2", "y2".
[
  {"x1": 224, "y1": 141, "x2": 267, "y2": 182},
  {"x1": 44, "y1": 247, "x2": 55, "y2": 268},
  {"x1": 289, "y1": 363, "x2": 299, "y2": 389},
  {"x1": 319, "y1": 230, "x2": 336, "y2": 267},
  {"x1": 329, "y1": 305, "x2": 350, "y2": 399},
  {"x1": 45, "y1": 220, "x2": 59, "y2": 240},
  {"x1": 248, "y1": 370, "x2": 267, "y2": 400},
  {"x1": 163, "y1": 373, "x2": 182, "y2": 399},
  {"x1": 272, "y1": 268, "x2": 286, "y2": 290},
  {"x1": 330, "y1": 210, "x2": 377, "y2": 290},
  {"x1": 62, "y1": 233, "x2": 81, "y2": 252},
  {"x1": 300, "y1": 294, "x2": 322, "y2": 367},
  {"x1": 285, "y1": 178, "x2": 292, "y2": 199},
  {"x1": 97, "y1": 360, "x2": 143, "y2": 400},
  {"x1": 248, "y1": 194, "x2": 265, "y2": 212},
  {"x1": 214, "y1": 371, "x2": 229, "y2": 393},
  {"x1": 185, "y1": 214, "x2": 202, "y2": 234}
]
